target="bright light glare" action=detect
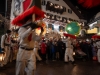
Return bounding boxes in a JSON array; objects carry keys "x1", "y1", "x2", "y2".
[
  {"x1": 98, "y1": 32, "x2": 100, "y2": 35},
  {"x1": 73, "y1": 52, "x2": 75, "y2": 55},
  {"x1": 67, "y1": 27, "x2": 71, "y2": 30}
]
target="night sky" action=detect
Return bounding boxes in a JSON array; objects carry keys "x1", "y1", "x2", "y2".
[{"x1": 0, "y1": 0, "x2": 6, "y2": 16}]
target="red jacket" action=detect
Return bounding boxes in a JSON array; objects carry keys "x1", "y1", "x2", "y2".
[{"x1": 41, "y1": 42, "x2": 46, "y2": 54}]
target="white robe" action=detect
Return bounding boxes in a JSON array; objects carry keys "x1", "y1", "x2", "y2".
[
  {"x1": 16, "y1": 27, "x2": 42, "y2": 75},
  {"x1": 34, "y1": 41, "x2": 42, "y2": 61},
  {"x1": 96, "y1": 41, "x2": 100, "y2": 63},
  {"x1": 63, "y1": 38, "x2": 74, "y2": 62}
]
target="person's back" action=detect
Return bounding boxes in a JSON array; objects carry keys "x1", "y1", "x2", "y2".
[
  {"x1": 41, "y1": 41, "x2": 46, "y2": 54},
  {"x1": 16, "y1": 23, "x2": 45, "y2": 75}
]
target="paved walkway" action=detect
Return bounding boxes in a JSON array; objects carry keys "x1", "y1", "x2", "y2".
[{"x1": 0, "y1": 60, "x2": 100, "y2": 75}]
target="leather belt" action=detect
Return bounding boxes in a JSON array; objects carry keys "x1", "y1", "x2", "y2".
[
  {"x1": 4, "y1": 43, "x2": 10, "y2": 46},
  {"x1": 20, "y1": 47, "x2": 33, "y2": 51}
]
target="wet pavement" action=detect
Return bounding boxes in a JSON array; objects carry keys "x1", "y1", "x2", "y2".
[{"x1": 0, "y1": 60, "x2": 100, "y2": 75}]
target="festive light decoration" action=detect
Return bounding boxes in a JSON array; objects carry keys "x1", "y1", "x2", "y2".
[
  {"x1": 65, "y1": 22, "x2": 81, "y2": 35},
  {"x1": 45, "y1": 13, "x2": 82, "y2": 25},
  {"x1": 73, "y1": 52, "x2": 75, "y2": 55},
  {"x1": 46, "y1": 1, "x2": 66, "y2": 14},
  {"x1": 35, "y1": 21, "x2": 47, "y2": 36},
  {"x1": 45, "y1": 30, "x2": 61, "y2": 40}
]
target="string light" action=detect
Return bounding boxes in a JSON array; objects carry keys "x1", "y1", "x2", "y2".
[
  {"x1": 67, "y1": 20, "x2": 71, "y2": 23},
  {"x1": 67, "y1": 27, "x2": 71, "y2": 31},
  {"x1": 50, "y1": 3, "x2": 53, "y2": 6},
  {"x1": 78, "y1": 22, "x2": 82, "y2": 25},
  {"x1": 60, "y1": 6, "x2": 63, "y2": 9},
  {"x1": 47, "y1": 16, "x2": 50, "y2": 18},
  {"x1": 44, "y1": 14, "x2": 47, "y2": 18}
]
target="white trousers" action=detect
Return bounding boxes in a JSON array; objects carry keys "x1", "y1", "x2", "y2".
[
  {"x1": 64, "y1": 48, "x2": 74, "y2": 62},
  {"x1": 16, "y1": 48, "x2": 36, "y2": 75},
  {"x1": 97, "y1": 49, "x2": 100, "y2": 63},
  {"x1": 56, "y1": 52, "x2": 59, "y2": 59},
  {"x1": 34, "y1": 48, "x2": 42, "y2": 61}
]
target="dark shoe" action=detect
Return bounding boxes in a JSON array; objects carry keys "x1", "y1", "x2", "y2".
[
  {"x1": 0, "y1": 67, "x2": 6, "y2": 70},
  {"x1": 97, "y1": 62, "x2": 100, "y2": 65},
  {"x1": 71, "y1": 61, "x2": 76, "y2": 66},
  {"x1": 73, "y1": 63, "x2": 76, "y2": 66},
  {"x1": 82, "y1": 58, "x2": 86, "y2": 62},
  {"x1": 0, "y1": 64, "x2": 6, "y2": 70},
  {"x1": 64, "y1": 62, "x2": 69, "y2": 64}
]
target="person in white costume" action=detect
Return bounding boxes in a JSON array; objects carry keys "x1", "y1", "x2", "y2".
[
  {"x1": 0, "y1": 30, "x2": 12, "y2": 67},
  {"x1": 34, "y1": 41, "x2": 42, "y2": 61},
  {"x1": 16, "y1": 21, "x2": 44, "y2": 75},
  {"x1": 95, "y1": 39, "x2": 100, "y2": 64},
  {"x1": 63, "y1": 37, "x2": 75, "y2": 64}
]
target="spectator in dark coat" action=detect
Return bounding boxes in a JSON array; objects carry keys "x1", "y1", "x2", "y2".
[
  {"x1": 40, "y1": 40, "x2": 46, "y2": 61},
  {"x1": 57, "y1": 38, "x2": 65, "y2": 60}
]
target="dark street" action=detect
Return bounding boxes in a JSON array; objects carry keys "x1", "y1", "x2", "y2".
[{"x1": 0, "y1": 60, "x2": 100, "y2": 75}]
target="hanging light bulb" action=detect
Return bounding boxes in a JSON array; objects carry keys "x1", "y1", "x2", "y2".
[
  {"x1": 64, "y1": 36, "x2": 66, "y2": 39},
  {"x1": 57, "y1": 5, "x2": 59, "y2": 8},
  {"x1": 50, "y1": 2, "x2": 53, "y2": 6},
  {"x1": 63, "y1": 19, "x2": 67, "y2": 23},
  {"x1": 55, "y1": 5, "x2": 57, "y2": 8},
  {"x1": 67, "y1": 20, "x2": 71, "y2": 23},
  {"x1": 47, "y1": 16, "x2": 50, "y2": 18},
  {"x1": 60, "y1": 6, "x2": 63, "y2": 9},
  {"x1": 44, "y1": 14, "x2": 47, "y2": 18},
  {"x1": 73, "y1": 52, "x2": 75, "y2": 55},
  {"x1": 52, "y1": 15, "x2": 54, "y2": 19},
  {"x1": 82, "y1": 22, "x2": 85, "y2": 26},
  {"x1": 78, "y1": 22, "x2": 82, "y2": 26}
]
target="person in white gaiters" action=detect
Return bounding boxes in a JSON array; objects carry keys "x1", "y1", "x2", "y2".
[
  {"x1": 11, "y1": 0, "x2": 45, "y2": 74},
  {"x1": 16, "y1": 21, "x2": 44, "y2": 75},
  {"x1": 63, "y1": 37, "x2": 76, "y2": 65},
  {"x1": 95, "y1": 38, "x2": 100, "y2": 64},
  {"x1": 34, "y1": 41, "x2": 42, "y2": 61}
]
